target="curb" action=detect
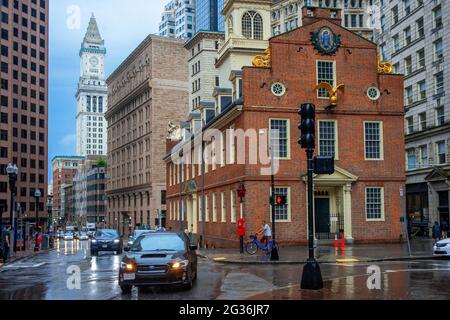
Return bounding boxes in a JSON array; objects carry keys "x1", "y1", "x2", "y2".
[
  {"x1": 1, "y1": 248, "x2": 55, "y2": 265},
  {"x1": 201, "y1": 255, "x2": 441, "y2": 265}
]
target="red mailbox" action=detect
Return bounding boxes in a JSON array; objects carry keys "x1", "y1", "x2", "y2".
[{"x1": 238, "y1": 218, "x2": 246, "y2": 237}]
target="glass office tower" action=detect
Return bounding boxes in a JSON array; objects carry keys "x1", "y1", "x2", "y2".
[{"x1": 195, "y1": 0, "x2": 225, "y2": 32}]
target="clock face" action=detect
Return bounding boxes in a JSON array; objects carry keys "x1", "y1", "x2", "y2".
[{"x1": 90, "y1": 57, "x2": 99, "y2": 67}]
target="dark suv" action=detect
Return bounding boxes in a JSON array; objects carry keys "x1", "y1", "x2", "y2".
[
  {"x1": 119, "y1": 232, "x2": 198, "y2": 293},
  {"x1": 91, "y1": 229, "x2": 123, "y2": 256}
]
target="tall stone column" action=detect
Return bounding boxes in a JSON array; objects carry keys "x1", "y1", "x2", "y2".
[{"x1": 343, "y1": 183, "x2": 354, "y2": 242}]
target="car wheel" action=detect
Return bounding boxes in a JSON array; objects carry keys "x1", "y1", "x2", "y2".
[
  {"x1": 117, "y1": 248, "x2": 123, "y2": 255},
  {"x1": 91, "y1": 250, "x2": 98, "y2": 256},
  {"x1": 120, "y1": 285, "x2": 132, "y2": 294}
]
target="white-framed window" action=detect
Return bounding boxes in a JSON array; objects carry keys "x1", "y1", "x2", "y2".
[
  {"x1": 433, "y1": 5, "x2": 442, "y2": 29},
  {"x1": 407, "y1": 148, "x2": 416, "y2": 170},
  {"x1": 270, "y1": 187, "x2": 291, "y2": 222},
  {"x1": 364, "y1": 121, "x2": 383, "y2": 160},
  {"x1": 436, "y1": 106, "x2": 445, "y2": 126},
  {"x1": 405, "y1": 86, "x2": 413, "y2": 105},
  {"x1": 221, "y1": 192, "x2": 227, "y2": 223},
  {"x1": 231, "y1": 190, "x2": 237, "y2": 223},
  {"x1": 418, "y1": 81, "x2": 426, "y2": 101},
  {"x1": 365, "y1": 187, "x2": 385, "y2": 221},
  {"x1": 418, "y1": 112, "x2": 427, "y2": 131},
  {"x1": 212, "y1": 137, "x2": 217, "y2": 171},
  {"x1": 434, "y1": 39, "x2": 443, "y2": 61},
  {"x1": 212, "y1": 193, "x2": 217, "y2": 222},
  {"x1": 228, "y1": 125, "x2": 236, "y2": 165},
  {"x1": 416, "y1": 18, "x2": 424, "y2": 38},
  {"x1": 242, "y1": 11, "x2": 263, "y2": 40},
  {"x1": 393, "y1": 34, "x2": 400, "y2": 52},
  {"x1": 270, "y1": 119, "x2": 290, "y2": 159},
  {"x1": 316, "y1": 60, "x2": 336, "y2": 98},
  {"x1": 318, "y1": 120, "x2": 338, "y2": 160},
  {"x1": 419, "y1": 145, "x2": 428, "y2": 168},
  {"x1": 205, "y1": 195, "x2": 210, "y2": 222},
  {"x1": 436, "y1": 141, "x2": 446, "y2": 165},
  {"x1": 404, "y1": 56, "x2": 412, "y2": 75},
  {"x1": 434, "y1": 71, "x2": 444, "y2": 95},
  {"x1": 406, "y1": 116, "x2": 414, "y2": 134},
  {"x1": 221, "y1": 131, "x2": 225, "y2": 167},
  {"x1": 417, "y1": 48, "x2": 425, "y2": 68}
]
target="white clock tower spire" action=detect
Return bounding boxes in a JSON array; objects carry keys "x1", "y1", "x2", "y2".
[{"x1": 76, "y1": 13, "x2": 108, "y2": 156}]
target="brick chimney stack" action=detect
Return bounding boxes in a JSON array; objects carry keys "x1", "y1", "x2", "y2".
[{"x1": 302, "y1": 6, "x2": 342, "y2": 26}]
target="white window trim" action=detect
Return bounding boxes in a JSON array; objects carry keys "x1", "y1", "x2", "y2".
[
  {"x1": 318, "y1": 120, "x2": 339, "y2": 160},
  {"x1": 229, "y1": 125, "x2": 236, "y2": 165},
  {"x1": 231, "y1": 191, "x2": 237, "y2": 224},
  {"x1": 205, "y1": 195, "x2": 210, "y2": 222},
  {"x1": 212, "y1": 193, "x2": 217, "y2": 222},
  {"x1": 365, "y1": 187, "x2": 385, "y2": 222},
  {"x1": 269, "y1": 118, "x2": 291, "y2": 160},
  {"x1": 221, "y1": 192, "x2": 227, "y2": 223},
  {"x1": 364, "y1": 121, "x2": 384, "y2": 161},
  {"x1": 269, "y1": 186, "x2": 292, "y2": 223},
  {"x1": 316, "y1": 60, "x2": 337, "y2": 100}
]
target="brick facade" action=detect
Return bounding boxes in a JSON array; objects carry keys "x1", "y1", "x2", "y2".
[{"x1": 166, "y1": 9, "x2": 406, "y2": 248}]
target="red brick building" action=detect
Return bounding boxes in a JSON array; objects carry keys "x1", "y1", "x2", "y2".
[{"x1": 165, "y1": 7, "x2": 406, "y2": 248}]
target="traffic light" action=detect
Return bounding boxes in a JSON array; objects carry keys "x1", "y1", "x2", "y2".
[
  {"x1": 271, "y1": 195, "x2": 287, "y2": 206},
  {"x1": 313, "y1": 156, "x2": 335, "y2": 175},
  {"x1": 298, "y1": 103, "x2": 316, "y2": 149}
]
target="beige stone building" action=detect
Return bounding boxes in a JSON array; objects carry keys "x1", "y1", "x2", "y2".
[{"x1": 105, "y1": 35, "x2": 189, "y2": 234}]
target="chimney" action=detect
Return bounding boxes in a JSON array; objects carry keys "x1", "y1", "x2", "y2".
[{"x1": 302, "y1": 6, "x2": 342, "y2": 26}]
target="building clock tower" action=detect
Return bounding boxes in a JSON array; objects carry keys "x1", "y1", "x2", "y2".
[{"x1": 76, "y1": 14, "x2": 108, "y2": 156}]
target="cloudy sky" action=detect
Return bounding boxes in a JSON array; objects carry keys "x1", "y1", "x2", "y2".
[{"x1": 48, "y1": 0, "x2": 166, "y2": 179}]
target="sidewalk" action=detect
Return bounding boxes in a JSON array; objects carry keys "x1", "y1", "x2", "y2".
[
  {"x1": 0, "y1": 242, "x2": 54, "y2": 267},
  {"x1": 198, "y1": 239, "x2": 438, "y2": 264}
]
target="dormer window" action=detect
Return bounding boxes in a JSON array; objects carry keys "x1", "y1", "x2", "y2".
[{"x1": 242, "y1": 11, "x2": 263, "y2": 40}]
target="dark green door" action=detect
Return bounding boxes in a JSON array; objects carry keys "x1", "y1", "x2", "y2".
[{"x1": 315, "y1": 198, "x2": 331, "y2": 234}]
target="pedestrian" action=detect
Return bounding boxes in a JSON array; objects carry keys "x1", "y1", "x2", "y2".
[
  {"x1": 258, "y1": 220, "x2": 272, "y2": 249},
  {"x1": 37, "y1": 228, "x2": 43, "y2": 251},
  {"x1": 2, "y1": 224, "x2": 12, "y2": 263},
  {"x1": 442, "y1": 219, "x2": 449, "y2": 240},
  {"x1": 432, "y1": 221, "x2": 441, "y2": 243}
]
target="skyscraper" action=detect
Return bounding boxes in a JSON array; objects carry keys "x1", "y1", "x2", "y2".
[
  {"x1": 195, "y1": 0, "x2": 225, "y2": 33},
  {"x1": 375, "y1": 0, "x2": 450, "y2": 233},
  {"x1": 0, "y1": 0, "x2": 49, "y2": 227},
  {"x1": 159, "y1": 0, "x2": 196, "y2": 39},
  {"x1": 76, "y1": 14, "x2": 108, "y2": 157}
]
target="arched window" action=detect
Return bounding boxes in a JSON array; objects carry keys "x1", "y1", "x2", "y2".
[{"x1": 242, "y1": 11, "x2": 263, "y2": 40}]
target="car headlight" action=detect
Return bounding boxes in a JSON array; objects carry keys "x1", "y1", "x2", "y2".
[
  {"x1": 120, "y1": 262, "x2": 135, "y2": 272},
  {"x1": 91, "y1": 240, "x2": 97, "y2": 243},
  {"x1": 114, "y1": 239, "x2": 120, "y2": 243},
  {"x1": 171, "y1": 260, "x2": 188, "y2": 269}
]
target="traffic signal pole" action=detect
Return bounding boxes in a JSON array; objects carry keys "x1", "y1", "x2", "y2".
[{"x1": 299, "y1": 103, "x2": 323, "y2": 291}]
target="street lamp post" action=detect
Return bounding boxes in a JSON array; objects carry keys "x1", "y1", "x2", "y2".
[
  {"x1": 34, "y1": 189, "x2": 42, "y2": 252},
  {"x1": 179, "y1": 149, "x2": 184, "y2": 232},
  {"x1": 6, "y1": 163, "x2": 18, "y2": 254}
]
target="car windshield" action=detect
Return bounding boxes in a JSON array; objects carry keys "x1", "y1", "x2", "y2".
[
  {"x1": 95, "y1": 230, "x2": 118, "y2": 238},
  {"x1": 80, "y1": 232, "x2": 87, "y2": 236},
  {"x1": 131, "y1": 234, "x2": 185, "y2": 252}
]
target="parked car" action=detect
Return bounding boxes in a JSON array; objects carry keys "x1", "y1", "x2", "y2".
[
  {"x1": 127, "y1": 230, "x2": 154, "y2": 246},
  {"x1": 433, "y1": 238, "x2": 450, "y2": 256},
  {"x1": 118, "y1": 232, "x2": 198, "y2": 293},
  {"x1": 91, "y1": 229, "x2": 123, "y2": 256},
  {"x1": 63, "y1": 232, "x2": 74, "y2": 241},
  {"x1": 79, "y1": 232, "x2": 89, "y2": 241}
]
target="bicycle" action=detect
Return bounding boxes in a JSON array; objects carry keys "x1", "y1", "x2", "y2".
[{"x1": 246, "y1": 233, "x2": 275, "y2": 255}]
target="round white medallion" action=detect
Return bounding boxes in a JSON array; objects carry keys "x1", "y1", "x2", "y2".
[
  {"x1": 367, "y1": 87, "x2": 381, "y2": 101},
  {"x1": 271, "y1": 82, "x2": 286, "y2": 97}
]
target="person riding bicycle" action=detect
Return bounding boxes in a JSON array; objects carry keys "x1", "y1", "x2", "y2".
[{"x1": 258, "y1": 220, "x2": 272, "y2": 248}]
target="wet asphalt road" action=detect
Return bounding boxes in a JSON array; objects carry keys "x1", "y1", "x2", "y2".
[{"x1": 1, "y1": 239, "x2": 450, "y2": 300}]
